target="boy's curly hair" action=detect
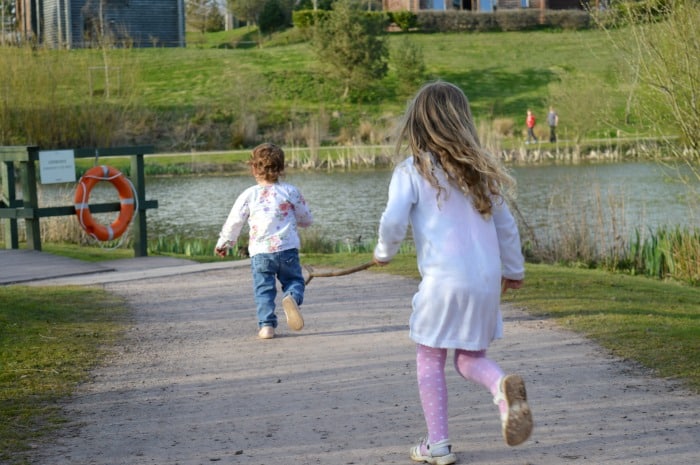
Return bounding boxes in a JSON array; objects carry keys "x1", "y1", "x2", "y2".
[
  {"x1": 249, "y1": 143, "x2": 285, "y2": 183},
  {"x1": 397, "y1": 80, "x2": 515, "y2": 218}
]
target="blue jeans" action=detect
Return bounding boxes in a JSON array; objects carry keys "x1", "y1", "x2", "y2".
[{"x1": 250, "y1": 248, "x2": 305, "y2": 328}]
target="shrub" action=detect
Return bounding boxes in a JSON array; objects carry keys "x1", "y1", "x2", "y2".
[
  {"x1": 292, "y1": 9, "x2": 330, "y2": 29},
  {"x1": 492, "y1": 118, "x2": 515, "y2": 137},
  {"x1": 389, "y1": 11, "x2": 418, "y2": 31},
  {"x1": 413, "y1": 9, "x2": 591, "y2": 33}
]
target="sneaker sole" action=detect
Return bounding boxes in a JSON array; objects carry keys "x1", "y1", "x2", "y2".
[
  {"x1": 410, "y1": 450, "x2": 457, "y2": 465},
  {"x1": 282, "y1": 295, "x2": 304, "y2": 331},
  {"x1": 502, "y1": 374, "x2": 533, "y2": 446}
]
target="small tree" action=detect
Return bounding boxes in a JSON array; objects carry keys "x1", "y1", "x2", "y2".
[
  {"x1": 595, "y1": 0, "x2": 699, "y2": 152},
  {"x1": 187, "y1": 0, "x2": 225, "y2": 33},
  {"x1": 227, "y1": 0, "x2": 265, "y2": 25},
  {"x1": 391, "y1": 37, "x2": 427, "y2": 96},
  {"x1": 312, "y1": 0, "x2": 389, "y2": 100},
  {"x1": 259, "y1": 0, "x2": 288, "y2": 35}
]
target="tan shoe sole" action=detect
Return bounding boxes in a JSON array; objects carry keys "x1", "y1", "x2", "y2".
[
  {"x1": 501, "y1": 374, "x2": 533, "y2": 446},
  {"x1": 282, "y1": 295, "x2": 304, "y2": 331},
  {"x1": 258, "y1": 326, "x2": 275, "y2": 339}
]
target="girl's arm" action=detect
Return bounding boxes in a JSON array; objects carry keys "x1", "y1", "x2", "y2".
[
  {"x1": 374, "y1": 163, "x2": 416, "y2": 263},
  {"x1": 492, "y1": 197, "x2": 525, "y2": 281}
]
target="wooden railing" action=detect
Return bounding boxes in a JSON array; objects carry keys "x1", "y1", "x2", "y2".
[{"x1": 0, "y1": 146, "x2": 158, "y2": 257}]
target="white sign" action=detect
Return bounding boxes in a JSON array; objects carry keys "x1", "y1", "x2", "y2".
[{"x1": 39, "y1": 150, "x2": 77, "y2": 184}]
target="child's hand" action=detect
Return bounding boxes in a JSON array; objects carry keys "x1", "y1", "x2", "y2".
[
  {"x1": 215, "y1": 247, "x2": 228, "y2": 258},
  {"x1": 501, "y1": 278, "x2": 523, "y2": 294}
]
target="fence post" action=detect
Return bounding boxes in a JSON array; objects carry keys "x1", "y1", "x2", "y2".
[
  {"x1": 19, "y1": 156, "x2": 41, "y2": 251},
  {"x1": 1, "y1": 160, "x2": 19, "y2": 249},
  {"x1": 130, "y1": 152, "x2": 148, "y2": 257}
]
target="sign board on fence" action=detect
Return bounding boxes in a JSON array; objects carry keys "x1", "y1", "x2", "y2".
[{"x1": 39, "y1": 150, "x2": 76, "y2": 184}]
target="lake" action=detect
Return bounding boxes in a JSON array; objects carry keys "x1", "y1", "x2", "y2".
[{"x1": 40, "y1": 161, "x2": 700, "y2": 243}]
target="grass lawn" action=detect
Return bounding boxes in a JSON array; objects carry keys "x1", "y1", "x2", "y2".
[
  {"x1": 2, "y1": 26, "x2": 649, "y2": 150},
  {"x1": 0, "y1": 285, "x2": 130, "y2": 464}
]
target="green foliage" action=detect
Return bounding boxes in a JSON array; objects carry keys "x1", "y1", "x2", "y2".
[
  {"x1": 186, "y1": 0, "x2": 225, "y2": 33},
  {"x1": 627, "y1": 226, "x2": 700, "y2": 284},
  {"x1": 594, "y1": 0, "x2": 700, "y2": 150},
  {"x1": 292, "y1": 9, "x2": 331, "y2": 29},
  {"x1": 227, "y1": 0, "x2": 264, "y2": 23},
  {"x1": 295, "y1": 0, "x2": 336, "y2": 10},
  {"x1": 148, "y1": 235, "x2": 223, "y2": 257},
  {"x1": 390, "y1": 37, "x2": 427, "y2": 97},
  {"x1": 388, "y1": 11, "x2": 418, "y2": 31},
  {"x1": 312, "y1": 0, "x2": 389, "y2": 101},
  {"x1": 259, "y1": 0, "x2": 290, "y2": 34},
  {"x1": 415, "y1": 9, "x2": 591, "y2": 33}
]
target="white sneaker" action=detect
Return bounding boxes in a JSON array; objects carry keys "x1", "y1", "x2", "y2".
[
  {"x1": 258, "y1": 326, "x2": 275, "y2": 339},
  {"x1": 409, "y1": 438, "x2": 456, "y2": 465},
  {"x1": 282, "y1": 295, "x2": 304, "y2": 331},
  {"x1": 494, "y1": 374, "x2": 533, "y2": 446}
]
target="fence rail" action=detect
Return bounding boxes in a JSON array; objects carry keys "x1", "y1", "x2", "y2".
[{"x1": 1, "y1": 145, "x2": 158, "y2": 256}]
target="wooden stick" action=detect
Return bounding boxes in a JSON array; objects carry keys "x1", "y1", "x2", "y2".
[{"x1": 303, "y1": 261, "x2": 375, "y2": 285}]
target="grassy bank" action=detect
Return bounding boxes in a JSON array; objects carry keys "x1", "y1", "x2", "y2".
[
  {"x1": 0, "y1": 285, "x2": 130, "y2": 464},
  {"x1": 1, "y1": 250, "x2": 699, "y2": 464},
  {"x1": 0, "y1": 27, "x2": 668, "y2": 152}
]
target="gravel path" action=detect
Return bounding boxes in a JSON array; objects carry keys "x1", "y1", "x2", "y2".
[{"x1": 29, "y1": 264, "x2": 700, "y2": 465}]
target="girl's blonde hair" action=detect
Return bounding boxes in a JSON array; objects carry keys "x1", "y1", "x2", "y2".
[
  {"x1": 249, "y1": 142, "x2": 285, "y2": 183},
  {"x1": 396, "y1": 80, "x2": 515, "y2": 218}
]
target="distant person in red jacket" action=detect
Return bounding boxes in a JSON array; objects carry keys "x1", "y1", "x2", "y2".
[{"x1": 526, "y1": 109, "x2": 537, "y2": 144}]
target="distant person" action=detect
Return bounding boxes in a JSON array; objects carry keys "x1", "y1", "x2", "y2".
[
  {"x1": 215, "y1": 143, "x2": 313, "y2": 340},
  {"x1": 547, "y1": 106, "x2": 559, "y2": 143},
  {"x1": 526, "y1": 109, "x2": 537, "y2": 144},
  {"x1": 373, "y1": 80, "x2": 533, "y2": 465}
]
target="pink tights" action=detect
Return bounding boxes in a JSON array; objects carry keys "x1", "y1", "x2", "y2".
[{"x1": 415, "y1": 343, "x2": 505, "y2": 444}]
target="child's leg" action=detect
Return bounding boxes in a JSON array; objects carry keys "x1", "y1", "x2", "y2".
[
  {"x1": 416, "y1": 344, "x2": 449, "y2": 444},
  {"x1": 453, "y1": 349, "x2": 506, "y2": 415},
  {"x1": 251, "y1": 254, "x2": 278, "y2": 328},
  {"x1": 277, "y1": 248, "x2": 305, "y2": 304},
  {"x1": 455, "y1": 350, "x2": 533, "y2": 446}
]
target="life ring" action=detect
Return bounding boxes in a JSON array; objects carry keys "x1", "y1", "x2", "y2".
[{"x1": 74, "y1": 165, "x2": 136, "y2": 241}]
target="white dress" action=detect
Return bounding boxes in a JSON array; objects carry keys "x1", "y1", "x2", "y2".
[{"x1": 374, "y1": 157, "x2": 524, "y2": 350}]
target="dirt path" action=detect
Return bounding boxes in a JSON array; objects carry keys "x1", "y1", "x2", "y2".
[{"x1": 30, "y1": 265, "x2": 699, "y2": 465}]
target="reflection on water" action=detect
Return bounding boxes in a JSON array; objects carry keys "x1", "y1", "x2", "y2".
[{"x1": 38, "y1": 162, "x2": 699, "y2": 242}]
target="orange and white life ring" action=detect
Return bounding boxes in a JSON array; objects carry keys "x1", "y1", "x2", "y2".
[{"x1": 74, "y1": 165, "x2": 136, "y2": 241}]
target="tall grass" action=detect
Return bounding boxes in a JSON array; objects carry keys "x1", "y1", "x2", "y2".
[
  {"x1": 628, "y1": 226, "x2": 700, "y2": 284},
  {"x1": 0, "y1": 45, "x2": 143, "y2": 148},
  {"x1": 513, "y1": 178, "x2": 700, "y2": 286}
]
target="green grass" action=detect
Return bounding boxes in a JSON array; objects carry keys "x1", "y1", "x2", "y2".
[
  {"x1": 505, "y1": 263, "x2": 700, "y2": 391},
  {"x1": 136, "y1": 28, "x2": 629, "y2": 122},
  {"x1": 3, "y1": 26, "x2": 655, "y2": 151},
  {"x1": 0, "y1": 285, "x2": 130, "y2": 464}
]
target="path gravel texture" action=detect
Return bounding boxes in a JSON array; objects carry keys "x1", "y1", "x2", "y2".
[{"x1": 29, "y1": 263, "x2": 700, "y2": 465}]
